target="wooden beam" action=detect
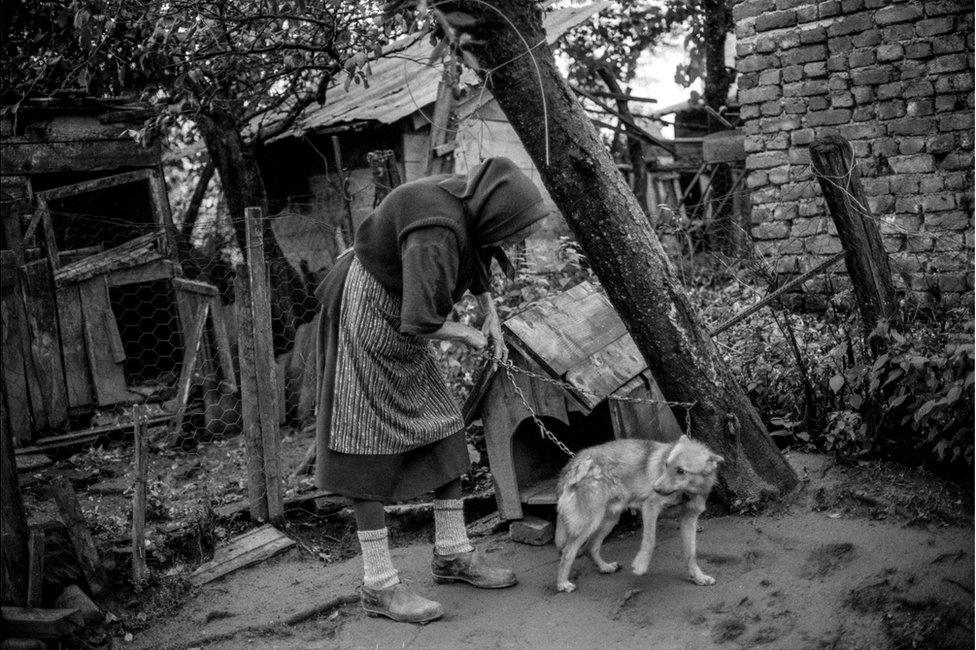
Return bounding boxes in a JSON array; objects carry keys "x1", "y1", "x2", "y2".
[
  {"x1": 0, "y1": 607, "x2": 84, "y2": 639},
  {"x1": 13, "y1": 412, "x2": 183, "y2": 456},
  {"x1": 50, "y1": 478, "x2": 107, "y2": 596},
  {"x1": 809, "y1": 134, "x2": 898, "y2": 349},
  {"x1": 131, "y1": 412, "x2": 148, "y2": 588},
  {"x1": 33, "y1": 170, "x2": 152, "y2": 203},
  {"x1": 709, "y1": 252, "x2": 846, "y2": 336},
  {"x1": 244, "y1": 207, "x2": 284, "y2": 523},
  {"x1": 25, "y1": 530, "x2": 44, "y2": 608},
  {"x1": 169, "y1": 298, "x2": 209, "y2": 436},
  {"x1": 234, "y1": 261, "x2": 269, "y2": 523},
  {"x1": 1, "y1": 140, "x2": 158, "y2": 175},
  {"x1": 1, "y1": 407, "x2": 30, "y2": 605}
]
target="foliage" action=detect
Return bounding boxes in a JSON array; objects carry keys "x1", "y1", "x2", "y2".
[
  {"x1": 823, "y1": 321, "x2": 974, "y2": 469},
  {"x1": 1, "y1": 0, "x2": 408, "y2": 143}
]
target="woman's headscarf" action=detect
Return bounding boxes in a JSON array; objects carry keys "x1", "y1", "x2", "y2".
[{"x1": 438, "y1": 157, "x2": 551, "y2": 247}]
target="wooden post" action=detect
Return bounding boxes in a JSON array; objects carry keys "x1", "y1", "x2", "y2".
[
  {"x1": 367, "y1": 150, "x2": 403, "y2": 207},
  {"x1": 26, "y1": 529, "x2": 45, "y2": 607},
  {"x1": 330, "y1": 136, "x2": 356, "y2": 243},
  {"x1": 1, "y1": 405, "x2": 30, "y2": 606},
  {"x1": 234, "y1": 262, "x2": 269, "y2": 522},
  {"x1": 810, "y1": 134, "x2": 898, "y2": 349},
  {"x1": 50, "y1": 478, "x2": 107, "y2": 596},
  {"x1": 244, "y1": 207, "x2": 285, "y2": 523},
  {"x1": 131, "y1": 409, "x2": 148, "y2": 588},
  {"x1": 426, "y1": 75, "x2": 457, "y2": 176}
]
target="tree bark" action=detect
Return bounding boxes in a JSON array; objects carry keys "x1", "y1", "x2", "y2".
[
  {"x1": 447, "y1": 1, "x2": 796, "y2": 504},
  {"x1": 195, "y1": 109, "x2": 318, "y2": 355},
  {"x1": 1, "y1": 411, "x2": 29, "y2": 606}
]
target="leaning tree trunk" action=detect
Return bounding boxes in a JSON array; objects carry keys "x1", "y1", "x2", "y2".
[
  {"x1": 448, "y1": 1, "x2": 796, "y2": 504},
  {"x1": 196, "y1": 109, "x2": 318, "y2": 355}
]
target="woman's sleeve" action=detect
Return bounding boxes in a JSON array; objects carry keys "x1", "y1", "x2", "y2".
[{"x1": 399, "y1": 227, "x2": 460, "y2": 335}]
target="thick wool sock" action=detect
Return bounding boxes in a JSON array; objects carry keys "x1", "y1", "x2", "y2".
[
  {"x1": 357, "y1": 528, "x2": 399, "y2": 589},
  {"x1": 433, "y1": 499, "x2": 474, "y2": 556}
]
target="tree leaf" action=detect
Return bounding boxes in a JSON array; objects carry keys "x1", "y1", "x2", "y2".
[{"x1": 829, "y1": 374, "x2": 845, "y2": 393}]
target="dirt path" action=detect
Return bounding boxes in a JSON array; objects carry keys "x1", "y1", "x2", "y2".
[{"x1": 133, "y1": 454, "x2": 974, "y2": 649}]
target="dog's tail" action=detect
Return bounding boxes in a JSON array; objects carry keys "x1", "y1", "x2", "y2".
[{"x1": 554, "y1": 457, "x2": 593, "y2": 551}]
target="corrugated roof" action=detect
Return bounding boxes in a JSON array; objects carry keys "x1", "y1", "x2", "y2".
[{"x1": 256, "y1": 3, "x2": 608, "y2": 140}]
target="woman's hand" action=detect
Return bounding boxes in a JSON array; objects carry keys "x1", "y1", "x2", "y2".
[
  {"x1": 476, "y1": 292, "x2": 508, "y2": 367},
  {"x1": 420, "y1": 321, "x2": 486, "y2": 352}
]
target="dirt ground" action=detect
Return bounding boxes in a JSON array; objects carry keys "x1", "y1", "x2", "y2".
[{"x1": 124, "y1": 452, "x2": 974, "y2": 650}]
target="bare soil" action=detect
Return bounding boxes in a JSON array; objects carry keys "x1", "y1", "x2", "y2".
[{"x1": 121, "y1": 451, "x2": 973, "y2": 650}]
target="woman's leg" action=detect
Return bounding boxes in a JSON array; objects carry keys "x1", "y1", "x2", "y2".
[
  {"x1": 432, "y1": 478, "x2": 474, "y2": 555},
  {"x1": 352, "y1": 499, "x2": 399, "y2": 588}
]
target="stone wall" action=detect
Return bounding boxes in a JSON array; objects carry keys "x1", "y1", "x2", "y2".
[{"x1": 734, "y1": 0, "x2": 974, "y2": 306}]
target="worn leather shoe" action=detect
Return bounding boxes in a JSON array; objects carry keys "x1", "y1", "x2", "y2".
[
  {"x1": 431, "y1": 549, "x2": 518, "y2": 589},
  {"x1": 360, "y1": 582, "x2": 443, "y2": 623}
]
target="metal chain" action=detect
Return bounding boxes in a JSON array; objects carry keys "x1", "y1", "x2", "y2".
[{"x1": 478, "y1": 351, "x2": 697, "y2": 459}]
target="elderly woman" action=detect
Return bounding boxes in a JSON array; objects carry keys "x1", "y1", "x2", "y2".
[{"x1": 314, "y1": 157, "x2": 549, "y2": 623}]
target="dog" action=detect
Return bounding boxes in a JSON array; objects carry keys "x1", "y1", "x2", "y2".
[{"x1": 554, "y1": 435, "x2": 723, "y2": 593}]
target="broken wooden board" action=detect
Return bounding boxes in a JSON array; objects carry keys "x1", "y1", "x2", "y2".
[
  {"x1": 51, "y1": 477, "x2": 108, "y2": 596},
  {"x1": 20, "y1": 259, "x2": 69, "y2": 429},
  {"x1": 55, "y1": 232, "x2": 163, "y2": 287},
  {"x1": 78, "y1": 276, "x2": 129, "y2": 406},
  {"x1": 188, "y1": 524, "x2": 295, "y2": 587},
  {"x1": 1, "y1": 287, "x2": 36, "y2": 443},
  {"x1": 55, "y1": 283, "x2": 93, "y2": 408},
  {"x1": 0, "y1": 607, "x2": 85, "y2": 639}
]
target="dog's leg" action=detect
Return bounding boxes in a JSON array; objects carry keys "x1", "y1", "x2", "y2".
[
  {"x1": 556, "y1": 531, "x2": 590, "y2": 593},
  {"x1": 586, "y1": 511, "x2": 621, "y2": 574},
  {"x1": 680, "y1": 497, "x2": 714, "y2": 586},
  {"x1": 631, "y1": 500, "x2": 663, "y2": 575}
]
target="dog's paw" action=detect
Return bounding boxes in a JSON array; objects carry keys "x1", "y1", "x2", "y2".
[
  {"x1": 598, "y1": 561, "x2": 620, "y2": 574},
  {"x1": 691, "y1": 572, "x2": 716, "y2": 586},
  {"x1": 556, "y1": 580, "x2": 577, "y2": 593},
  {"x1": 630, "y1": 559, "x2": 649, "y2": 576}
]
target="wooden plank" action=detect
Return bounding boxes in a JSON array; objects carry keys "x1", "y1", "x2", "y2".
[
  {"x1": 1, "y1": 140, "x2": 158, "y2": 175},
  {"x1": 55, "y1": 232, "x2": 161, "y2": 287},
  {"x1": 503, "y1": 284, "x2": 626, "y2": 377},
  {"x1": 0, "y1": 607, "x2": 84, "y2": 639},
  {"x1": 1, "y1": 290, "x2": 35, "y2": 444},
  {"x1": 187, "y1": 524, "x2": 295, "y2": 587},
  {"x1": 13, "y1": 412, "x2": 181, "y2": 456},
  {"x1": 33, "y1": 169, "x2": 152, "y2": 203},
  {"x1": 78, "y1": 277, "x2": 129, "y2": 406},
  {"x1": 55, "y1": 284, "x2": 92, "y2": 408},
  {"x1": 35, "y1": 200, "x2": 60, "y2": 271},
  {"x1": 244, "y1": 207, "x2": 284, "y2": 523},
  {"x1": 208, "y1": 295, "x2": 237, "y2": 392},
  {"x1": 50, "y1": 477, "x2": 107, "y2": 596},
  {"x1": 234, "y1": 266, "x2": 268, "y2": 522},
  {"x1": 107, "y1": 258, "x2": 174, "y2": 288},
  {"x1": 148, "y1": 168, "x2": 178, "y2": 258},
  {"x1": 131, "y1": 412, "x2": 148, "y2": 587},
  {"x1": 169, "y1": 297, "x2": 209, "y2": 435},
  {"x1": 20, "y1": 259, "x2": 69, "y2": 429},
  {"x1": 26, "y1": 530, "x2": 45, "y2": 608},
  {"x1": 172, "y1": 278, "x2": 218, "y2": 297},
  {"x1": 564, "y1": 333, "x2": 646, "y2": 409}
]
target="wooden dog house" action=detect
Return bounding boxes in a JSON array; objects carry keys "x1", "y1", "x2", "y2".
[{"x1": 478, "y1": 282, "x2": 682, "y2": 520}]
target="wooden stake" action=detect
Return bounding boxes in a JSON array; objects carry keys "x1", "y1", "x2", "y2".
[
  {"x1": 234, "y1": 263, "x2": 269, "y2": 523},
  {"x1": 1, "y1": 405, "x2": 30, "y2": 606},
  {"x1": 244, "y1": 207, "x2": 284, "y2": 523},
  {"x1": 131, "y1": 409, "x2": 148, "y2": 588},
  {"x1": 810, "y1": 134, "x2": 898, "y2": 350},
  {"x1": 330, "y1": 137, "x2": 355, "y2": 241},
  {"x1": 25, "y1": 529, "x2": 44, "y2": 607},
  {"x1": 50, "y1": 478, "x2": 107, "y2": 596}
]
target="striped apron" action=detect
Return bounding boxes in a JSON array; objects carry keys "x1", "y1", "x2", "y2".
[{"x1": 329, "y1": 257, "x2": 464, "y2": 454}]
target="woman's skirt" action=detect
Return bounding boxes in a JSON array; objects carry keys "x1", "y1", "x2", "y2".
[{"x1": 314, "y1": 256, "x2": 469, "y2": 502}]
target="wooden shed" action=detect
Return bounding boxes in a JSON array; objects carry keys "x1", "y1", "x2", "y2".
[
  {"x1": 1, "y1": 97, "x2": 233, "y2": 448},
  {"x1": 477, "y1": 281, "x2": 682, "y2": 520},
  {"x1": 252, "y1": 3, "x2": 608, "y2": 243}
]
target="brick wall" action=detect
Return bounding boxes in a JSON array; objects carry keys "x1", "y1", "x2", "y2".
[{"x1": 735, "y1": 0, "x2": 974, "y2": 306}]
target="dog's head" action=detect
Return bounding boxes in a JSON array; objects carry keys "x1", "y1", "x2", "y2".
[{"x1": 652, "y1": 435, "x2": 723, "y2": 497}]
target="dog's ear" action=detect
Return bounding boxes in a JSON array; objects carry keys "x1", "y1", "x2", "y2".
[{"x1": 710, "y1": 453, "x2": 725, "y2": 466}]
